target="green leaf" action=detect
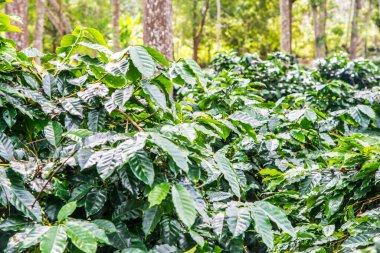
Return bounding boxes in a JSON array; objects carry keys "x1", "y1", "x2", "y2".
[
  {"x1": 172, "y1": 184, "x2": 197, "y2": 228},
  {"x1": 0, "y1": 218, "x2": 29, "y2": 232},
  {"x1": 62, "y1": 98, "x2": 84, "y2": 118},
  {"x1": 148, "y1": 182, "x2": 170, "y2": 207},
  {"x1": 0, "y1": 133, "x2": 14, "y2": 161},
  {"x1": 128, "y1": 151, "x2": 154, "y2": 186},
  {"x1": 3, "y1": 107, "x2": 16, "y2": 128},
  {"x1": 143, "y1": 46, "x2": 169, "y2": 67},
  {"x1": 96, "y1": 148, "x2": 122, "y2": 180},
  {"x1": 189, "y1": 230, "x2": 205, "y2": 247},
  {"x1": 58, "y1": 201, "x2": 77, "y2": 222},
  {"x1": 357, "y1": 104, "x2": 376, "y2": 119},
  {"x1": 66, "y1": 220, "x2": 109, "y2": 245},
  {"x1": 349, "y1": 106, "x2": 370, "y2": 127},
  {"x1": 265, "y1": 139, "x2": 279, "y2": 152},
  {"x1": 251, "y1": 206, "x2": 274, "y2": 249},
  {"x1": 214, "y1": 152, "x2": 241, "y2": 198},
  {"x1": 64, "y1": 129, "x2": 93, "y2": 142},
  {"x1": 174, "y1": 62, "x2": 196, "y2": 85},
  {"x1": 287, "y1": 109, "x2": 305, "y2": 122},
  {"x1": 142, "y1": 205, "x2": 162, "y2": 236},
  {"x1": 253, "y1": 201, "x2": 295, "y2": 237},
  {"x1": 325, "y1": 194, "x2": 344, "y2": 219},
  {"x1": 92, "y1": 220, "x2": 116, "y2": 233},
  {"x1": 64, "y1": 223, "x2": 97, "y2": 253},
  {"x1": 211, "y1": 212, "x2": 225, "y2": 236},
  {"x1": 112, "y1": 85, "x2": 134, "y2": 110},
  {"x1": 42, "y1": 74, "x2": 60, "y2": 98},
  {"x1": 150, "y1": 133, "x2": 189, "y2": 173},
  {"x1": 21, "y1": 225, "x2": 50, "y2": 249},
  {"x1": 141, "y1": 81, "x2": 167, "y2": 111},
  {"x1": 40, "y1": 226, "x2": 68, "y2": 253},
  {"x1": 70, "y1": 184, "x2": 92, "y2": 201},
  {"x1": 291, "y1": 130, "x2": 306, "y2": 143},
  {"x1": 44, "y1": 121, "x2": 63, "y2": 147},
  {"x1": 129, "y1": 46, "x2": 155, "y2": 78},
  {"x1": 78, "y1": 41, "x2": 112, "y2": 55},
  {"x1": 342, "y1": 233, "x2": 374, "y2": 248},
  {"x1": 184, "y1": 58, "x2": 206, "y2": 85},
  {"x1": 85, "y1": 189, "x2": 107, "y2": 217},
  {"x1": 304, "y1": 109, "x2": 317, "y2": 122},
  {"x1": 8, "y1": 187, "x2": 42, "y2": 222},
  {"x1": 226, "y1": 206, "x2": 251, "y2": 237},
  {"x1": 229, "y1": 111, "x2": 262, "y2": 128},
  {"x1": 88, "y1": 109, "x2": 106, "y2": 132}
]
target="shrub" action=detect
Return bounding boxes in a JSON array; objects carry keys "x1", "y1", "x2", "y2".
[{"x1": 0, "y1": 28, "x2": 380, "y2": 253}]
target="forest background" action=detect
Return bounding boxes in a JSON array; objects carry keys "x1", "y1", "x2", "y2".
[{"x1": 3, "y1": 0, "x2": 380, "y2": 66}]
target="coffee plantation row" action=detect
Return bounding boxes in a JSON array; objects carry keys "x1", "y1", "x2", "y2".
[{"x1": 0, "y1": 26, "x2": 379, "y2": 253}]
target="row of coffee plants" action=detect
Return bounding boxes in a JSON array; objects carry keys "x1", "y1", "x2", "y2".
[{"x1": 0, "y1": 24, "x2": 379, "y2": 253}]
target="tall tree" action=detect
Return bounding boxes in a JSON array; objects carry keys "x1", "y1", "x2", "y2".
[
  {"x1": 46, "y1": 0, "x2": 72, "y2": 36},
  {"x1": 216, "y1": 0, "x2": 221, "y2": 51},
  {"x1": 192, "y1": 0, "x2": 210, "y2": 62},
  {"x1": 280, "y1": 0, "x2": 292, "y2": 53},
  {"x1": 143, "y1": 0, "x2": 174, "y2": 60},
  {"x1": 364, "y1": 0, "x2": 373, "y2": 57},
  {"x1": 34, "y1": 0, "x2": 45, "y2": 52},
  {"x1": 112, "y1": 0, "x2": 121, "y2": 51},
  {"x1": 311, "y1": 0, "x2": 327, "y2": 58},
  {"x1": 5, "y1": 0, "x2": 29, "y2": 49},
  {"x1": 350, "y1": 0, "x2": 361, "y2": 59}
]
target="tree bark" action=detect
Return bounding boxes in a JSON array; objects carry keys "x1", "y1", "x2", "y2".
[
  {"x1": 46, "y1": 8, "x2": 65, "y2": 35},
  {"x1": 280, "y1": 0, "x2": 292, "y2": 54},
  {"x1": 5, "y1": 0, "x2": 29, "y2": 49},
  {"x1": 47, "y1": 0, "x2": 72, "y2": 35},
  {"x1": 364, "y1": 0, "x2": 372, "y2": 57},
  {"x1": 216, "y1": 0, "x2": 221, "y2": 51},
  {"x1": 192, "y1": 0, "x2": 210, "y2": 62},
  {"x1": 34, "y1": 0, "x2": 45, "y2": 52},
  {"x1": 143, "y1": 0, "x2": 174, "y2": 60},
  {"x1": 350, "y1": 0, "x2": 361, "y2": 59},
  {"x1": 112, "y1": 0, "x2": 121, "y2": 51},
  {"x1": 312, "y1": 0, "x2": 327, "y2": 58},
  {"x1": 319, "y1": 0, "x2": 327, "y2": 56}
]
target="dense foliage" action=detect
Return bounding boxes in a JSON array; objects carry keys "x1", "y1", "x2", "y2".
[{"x1": 0, "y1": 27, "x2": 380, "y2": 253}]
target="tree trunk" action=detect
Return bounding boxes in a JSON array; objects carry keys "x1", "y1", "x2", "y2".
[
  {"x1": 5, "y1": 0, "x2": 29, "y2": 49},
  {"x1": 192, "y1": 0, "x2": 210, "y2": 62},
  {"x1": 34, "y1": 0, "x2": 45, "y2": 52},
  {"x1": 364, "y1": 1, "x2": 373, "y2": 57},
  {"x1": 216, "y1": 0, "x2": 221, "y2": 51},
  {"x1": 47, "y1": 0, "x2": 72, "y2": 35},
  {"x1": 312, "y1": 0, "x2": 327, "y2": 58},
  {"x1": 192, "y1": 0, "x2": 198, "y2": 61},
  {"x1": 311, "y1": 4, "x2": 320, "y2": 57},
  {"x1": 319, "y1": 0, "x2": 327, "y2": 56},
  {"x1": 112, "y1": 0, "x2": 121, "y2": 51},
  {"x1": 46, "y1": 8, "x2": 65, "y2": 35},
  {"x1": 350, "y1": 0, "x2": 361, "y2": 59},
  {"x1": 280, "y1": 0, "x2": 292, "y2": 54},
  {"x1": 143, "y1": 0, "x2": 174, "y2": 60}
]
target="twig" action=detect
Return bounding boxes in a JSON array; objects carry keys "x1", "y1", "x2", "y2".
[
  {"x1": 137, "y1": 112, "x2": 157, "y2": 123},
  {"x1": 27, "y1": 138, "x2": 47, "y2": 145},
  {"x1": 117, "y1": 110, "x2": 144, "y2": 132},
  {"x1": 32, "y1": 150, "x2": 77, "y2": 208}
]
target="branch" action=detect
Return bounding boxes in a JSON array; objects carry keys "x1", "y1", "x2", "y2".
[
  {"x1": 195, "y1": 0, "x2": 210, "y2": 42},
  {"x1": 46, "y1": 7, "x2": 65, "y2": 35},
  {"x1": 32, "y1": 150, "x2": 77, "y2": 208},
  {"x1": 47, "y1": 0, "x2": 72, "y2": 34},
  {"x1": 117, "y1": 110, "x2": 144, "y2": 132}
]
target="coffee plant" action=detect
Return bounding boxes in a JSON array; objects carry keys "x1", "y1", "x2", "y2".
[{"x1": 0, "y1": 22, "x2": 380, "y2": 253}]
